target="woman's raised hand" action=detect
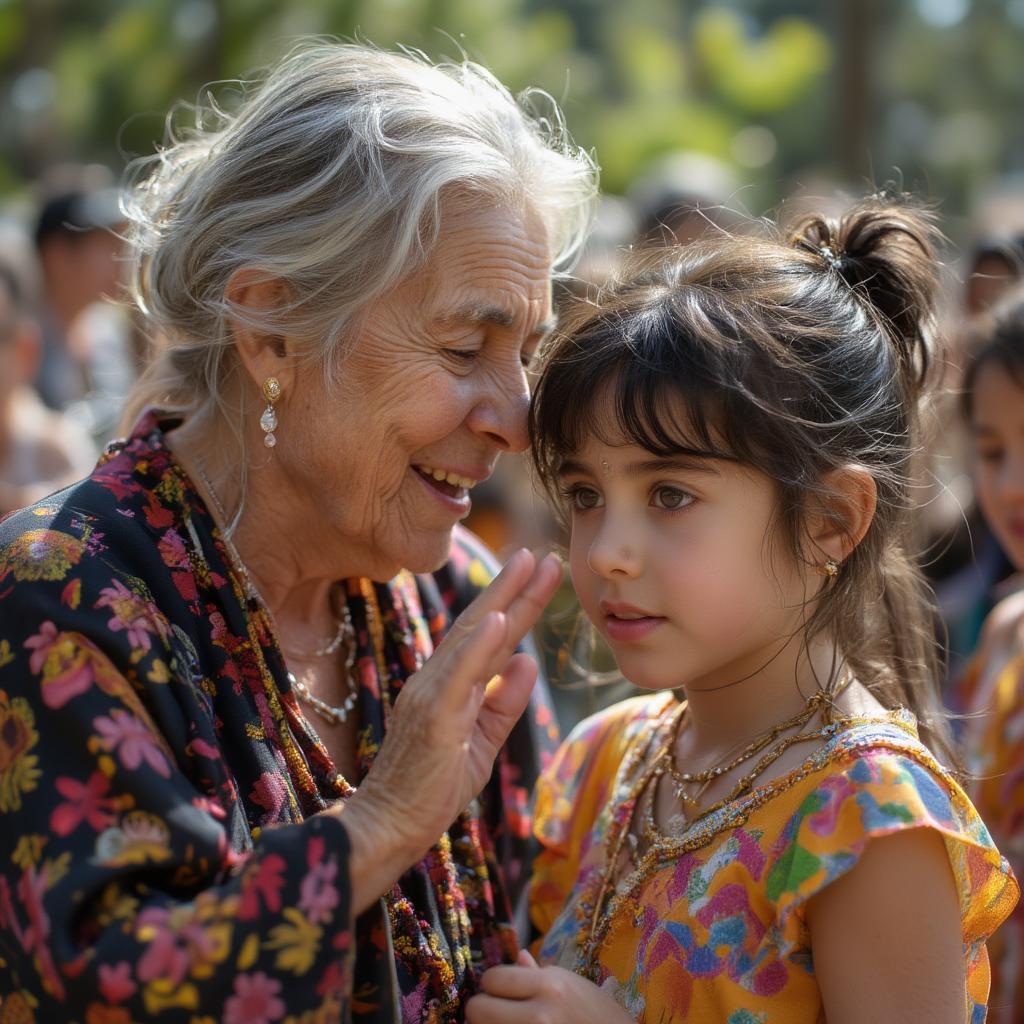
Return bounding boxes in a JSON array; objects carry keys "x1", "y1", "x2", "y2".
[{"x1": 337, "y1": 549, "x2": 562, "y2": 912}]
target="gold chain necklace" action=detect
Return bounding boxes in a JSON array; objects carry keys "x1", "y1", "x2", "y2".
[
  {"x1": 615, "y1": 688, "x2": 832, "y2": 894},
  {"x1": 192, "y1": 460, "x2": 360, "y2": 726}
]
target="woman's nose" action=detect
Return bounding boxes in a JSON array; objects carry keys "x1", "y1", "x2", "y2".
[{"x1": 467, "y1": 370, "x2": 530, "y2": 453}]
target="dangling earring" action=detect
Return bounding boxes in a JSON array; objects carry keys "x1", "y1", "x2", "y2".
[
  {"x1": 817, "y1": 557, "x2": 840, "y2": 580},
  {"x1": 260, "y1": 377, "x2": 281, "y2": 448}
]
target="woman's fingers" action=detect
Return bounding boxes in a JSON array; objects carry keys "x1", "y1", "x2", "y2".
[
  {"x1": 438, "y1": 549, "x2": 536, "y2": 645},
  {"x1": 476, "y1": 653, "x2": 539, "y2": 750},
  {"x1": 438, "y1": 550, "x2": 561, "y2": 655},
  {"x1": 431, "y1": 556, "x2": 560, "y2": 717}
]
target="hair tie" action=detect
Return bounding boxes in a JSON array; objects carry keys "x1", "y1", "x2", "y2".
[{"x1": 819, "y1": 244, "x2": 844, "y2": 271}]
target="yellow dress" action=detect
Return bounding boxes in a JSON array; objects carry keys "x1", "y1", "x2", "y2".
[
  {"x1": 960, "y1": 649, "x2": 1024, "y2": 1023},
  {"x1": 531, "y1": 693, "x2": 1018, "y2": 1024}
]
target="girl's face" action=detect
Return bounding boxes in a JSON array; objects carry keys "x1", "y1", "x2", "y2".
[
  {"x1": 560, "y1": 429, "x2": 813, "y2": 692},
  {"x1": 971, "y1": 361, "x2": 1024, "y2": 571}
]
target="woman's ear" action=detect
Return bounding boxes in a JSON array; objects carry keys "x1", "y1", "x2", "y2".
[
  {"x1": 808, "y1": 465, "x2": 878, "y2": 566},
  {"x1": 224, "y1": 268, "x2": 298, "y2": 394}
]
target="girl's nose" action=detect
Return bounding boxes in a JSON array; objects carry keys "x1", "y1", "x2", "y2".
[{"x1": 586, "y1": 520, "x2": 642, "y2": 579}]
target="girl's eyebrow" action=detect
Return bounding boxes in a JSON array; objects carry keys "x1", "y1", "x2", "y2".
[{"x1": 556, "y1": 454, "x2": 731, "y2": 479}]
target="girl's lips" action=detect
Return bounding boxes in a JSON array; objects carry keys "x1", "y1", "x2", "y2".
[{"x1": 603, "y1": 614, "x2": 666, "y2": 642}]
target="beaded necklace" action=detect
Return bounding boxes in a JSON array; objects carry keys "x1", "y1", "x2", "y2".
[
  {"x1": 193, "y1": 459, "x2": 360, "y2": 725},
  {"x1": 589, "y1": 687, "x2": 837, "y2": 958}
]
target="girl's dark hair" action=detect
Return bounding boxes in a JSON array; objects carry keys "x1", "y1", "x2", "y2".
[
  {"x1": 961, "y1": 286, "x2": 1024, "y2": 419},
  {"x1": 530, "y1": 194, "x2": 958, "y2": 767}
]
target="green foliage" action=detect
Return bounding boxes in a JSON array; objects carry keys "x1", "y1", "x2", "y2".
[{"x1": 0, "y1": 0, "x2": 1020, "y2": 220}]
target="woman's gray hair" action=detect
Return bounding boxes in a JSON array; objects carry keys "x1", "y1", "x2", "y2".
[{"x1": 121, "y1": 41, "x2": 598, "y2": 438}]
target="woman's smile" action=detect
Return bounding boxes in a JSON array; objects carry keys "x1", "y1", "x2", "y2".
[{"x1": 411, "y1": 461, "x2": 491, "y2": 516}]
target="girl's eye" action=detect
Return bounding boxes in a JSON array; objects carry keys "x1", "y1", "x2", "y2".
[
  {"x1": 564, "y1": 485, "x2": 602, "y2": 511},
  {"x1": 977, "y1": 447, "x2": 1005, "y2": 464},
  {"x1": 651, "y1": 486, "x2": 694, "y2": 510}
]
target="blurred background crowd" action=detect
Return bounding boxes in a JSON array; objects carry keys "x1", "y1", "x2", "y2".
[{"x1": 1, "y1": 0, "x2": 1023, "y2": 730}]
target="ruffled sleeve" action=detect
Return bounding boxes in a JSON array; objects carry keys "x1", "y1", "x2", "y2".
[
  {"x1": 529, "y1": 694, "x2": 673, "y2": 942},
  {"x1": 768, "y1": 743, "x2": 1018, "y2": 1007}
]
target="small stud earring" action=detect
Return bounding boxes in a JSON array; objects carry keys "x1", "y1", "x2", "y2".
[
  {"x1": 260, "y1": 377, "x2": 281, "y2": 448},
  {"x1": 817, "y1": 558, "x2": 839, "y2": 580}
]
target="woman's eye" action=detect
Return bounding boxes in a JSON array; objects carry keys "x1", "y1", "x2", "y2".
[
  {"x1": 652, "y1": 486, "x2": 693, "y2": 510},
  {"x1": 445, "y1": 349, "x2": 479, "y2": 362}
]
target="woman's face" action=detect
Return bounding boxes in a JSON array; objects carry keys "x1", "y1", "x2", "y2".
[
  {"x1": 971, "y1": 360, "x2": 1024, "y2": 571},
  {"x1": 286, "y1": 203, "x2": 554, "y2": 580}
]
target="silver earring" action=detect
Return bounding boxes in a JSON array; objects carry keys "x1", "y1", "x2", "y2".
[{"x1": 260, "y1": 377, "x2": 281, "y2": 448}]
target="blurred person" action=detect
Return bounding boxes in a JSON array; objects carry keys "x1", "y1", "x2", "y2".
[
  {"x1": 627, "y1": 150, "x2": 740, "y2": 247},
  {"x1": 0, "y1": 42, "x2": 596, "y2": 1022},
  {"x1": 930, "y1": 234, "x2": 1024, "y2": 682},
  {"x1": 33, "y1": 169, "x2": 136, "y2": 446},
  {"x1": 965, "y1": 234, "x2": 1024, "y2": 317},
  {"x1": 957, "y1": 288, "x2": 1024, "y2": 1024},
  {"x1": 0, "y1": 259, "x2": 95, "y2": 516}
]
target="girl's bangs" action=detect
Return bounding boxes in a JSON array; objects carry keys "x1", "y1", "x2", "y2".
[{"x1": 532, "y1": 329, "x2": 734, "y2": 469}]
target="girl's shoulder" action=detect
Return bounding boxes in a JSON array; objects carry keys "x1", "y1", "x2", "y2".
[
  {"x1": 534, "y1": 692, "x2": 676, "y2": 850},
  {"x1": 665, "y1": 713, "x2": 1016, "y2": 969}
]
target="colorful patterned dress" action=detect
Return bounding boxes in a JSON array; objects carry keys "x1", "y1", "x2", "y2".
[
  {"x1": 531, "y1": 692, "x2": 1018, "y2": 1024},
  {"x1": 960, "y1": 644, "x2": 1024, "y2": 1023},
  {"x1": 0, "y1": 412, "x2": 560, "y2": 1023}
]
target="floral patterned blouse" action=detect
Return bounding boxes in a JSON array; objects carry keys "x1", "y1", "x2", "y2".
[
  {"x1": 959, "y1": 647, "x2": 1024, "y2": 1024},
  {"x1": 0, "y1": 411, "x2": 560, "y2": 1023},
  {"x1": 530, "y1": 692, "x2": 1018, "y2": 1024}
]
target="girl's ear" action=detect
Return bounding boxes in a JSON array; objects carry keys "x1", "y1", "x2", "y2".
[{"x1": 808, "y1": 465, "x2": 878, "y2": 565}]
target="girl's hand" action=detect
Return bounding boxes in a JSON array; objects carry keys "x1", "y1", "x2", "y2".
[
  {"x1": 466, "y1": 951, "x2": 635, "y2": 1024},
  {"x1": 338, "y1": 549, "x2": 563, "y2": 914}
]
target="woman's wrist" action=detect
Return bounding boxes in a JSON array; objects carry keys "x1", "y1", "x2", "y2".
[{"x1": 331, "y1": 784, "x2": 426, "y2": 915}]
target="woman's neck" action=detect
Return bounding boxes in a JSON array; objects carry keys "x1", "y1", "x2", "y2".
[{"x1": 165, "y1": 415, "x2": 343, "y2": 644}]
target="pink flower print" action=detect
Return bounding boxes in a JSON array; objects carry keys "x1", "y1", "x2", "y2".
[
  {"x1": 298, "y1": 858, "x2": 340, "y2": 925},
  {"x1": 50, "y1": 772, "x2": 119, "y2": 836},
  {"x1": 94, "y1": 579, "x2": 169, "y2": 653},
  {"x1": 237, "y1": 854, "x2": 287, "y2": 920},
  {"x1": 98, "y1": 961, "x2": 137, "y2": 1003},
  {"x1": 157, "y1": 529, "x2": 188, "y2": 570},
  {"x1": 224, "y1": 972, "x2": 286, "y2": 1024},
  {"x1": 249, "y1": 771, "x2": 287, "y2": 825},
  {"x1": 24, "y1": 621, "x2": 95, "y2": 707},
  {"x1": 135, "y1": 906, "x2": 211, "y2": 987},
  {"x1": 94, "y1": 710, "x2": 171, "y2": 777}
]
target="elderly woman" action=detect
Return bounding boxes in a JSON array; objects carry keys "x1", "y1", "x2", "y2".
[{"x1": 0, "y1": 45, "x2": 595, "y2": 1021}]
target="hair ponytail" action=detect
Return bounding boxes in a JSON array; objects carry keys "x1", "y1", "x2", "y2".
[{"x1": 790, "y1": 196, "x2": 940, "y2": 399}]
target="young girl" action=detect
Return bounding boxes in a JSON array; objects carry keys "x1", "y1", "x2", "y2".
[
  {"x1": 466, "y1": 198, "x2": 1018, "y2": 1024},
  {"x1": 957, "y1": 291, "x2": 1024, "y2": 1024}
]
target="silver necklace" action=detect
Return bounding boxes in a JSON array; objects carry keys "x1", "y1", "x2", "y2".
[{"x1": 193, "y1": 459, "x2": 360, "y2": 725}]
